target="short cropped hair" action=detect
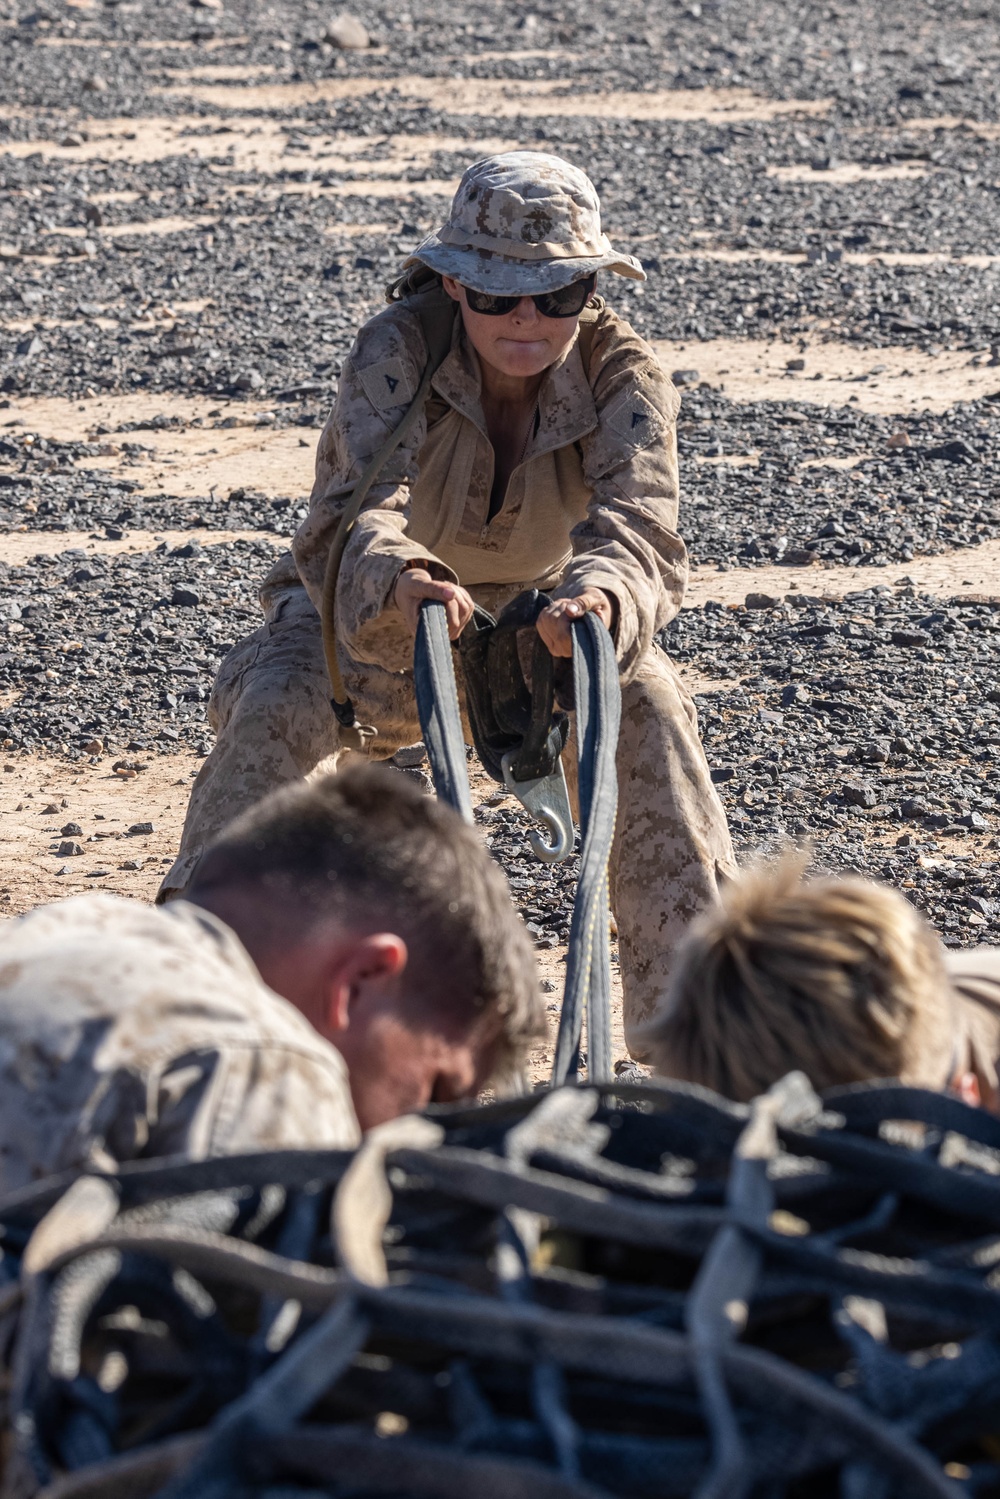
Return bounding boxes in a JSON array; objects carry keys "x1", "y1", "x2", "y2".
[
  {"x1": 649, "y1": 854, "x2": 954, "y2": 1102},
  {"x1": 188, "y1": 763, "x2": 544, "y2": 1081}
]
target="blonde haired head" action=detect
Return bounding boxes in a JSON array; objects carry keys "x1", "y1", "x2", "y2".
[{"x1": 649, "y1": 853, "x2": 953, "y2": 1102}]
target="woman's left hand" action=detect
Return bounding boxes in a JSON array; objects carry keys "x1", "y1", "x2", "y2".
[{"x1": 536, "y1": 588, "x2": 616, "y2": 658}]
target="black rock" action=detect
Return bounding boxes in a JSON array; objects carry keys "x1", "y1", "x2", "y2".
[
  {"x1": 925, "y1": 439, "x2": 977, "y2": 462},
  {"x1": 171, "y1": 588, "x2": 201, "y2": 607},
  {"x1": 60, "y1": 822, "x2": 82, "y2": 836}
]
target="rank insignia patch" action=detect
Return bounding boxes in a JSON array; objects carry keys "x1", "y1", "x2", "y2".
[
  {"x1": 604, "y1": 389, "x2": 666, "y2": 456},
  {"x1": 359, "y1": 356, "x2": 415, "y2": 413}
]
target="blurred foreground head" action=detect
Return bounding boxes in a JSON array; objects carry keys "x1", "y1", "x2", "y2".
[
  {"x1": 188, "y1": 763, "x2": 543, "y2": 1129},
  {"x1": 649, "y1": 853, "x2": 956, "y2": 1103}
]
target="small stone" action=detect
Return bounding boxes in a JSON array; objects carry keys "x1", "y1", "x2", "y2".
[
  {"x1": 233, "y1": 368, "x2": 264, "y2": 391},
  {"x1": 57, "y1": 841, "x2": 83, "y2": 857},
  {"x1": 785, "y1": 357, "x2": 806, "y2": 371},
  {"x1": 842, "y1": 783, "x2": 878, "y2": 809},
  {"x1": 671, "y1": 369, "x2": 700, "y2": 387},
  {"x1": 926, "y1": 438, "x2": 976, "y2": 463},
  {"x1": 902, "y1": 798, "x2": 931, "y2": 819},
  {"x1": 82, "y1": 74, "x2": 108, "y2": 93},
  {"x1": 190, "y1": 0, "x2": 223, "y2": 8},
  {"x1": 391, "y1": 743, "x2": 427, "y2": 769},
  {"x1": 780, "y1": 684, "x2": 810, "y2": 708},
  {"x1": 959, "y1": 812, "x2": 988, "y2": 831},
  {"x1": 614, "y1": 1059, "x2": 651, "y2": 1084},
  {"x1": 395, "y1": 767, "x2": 433, "y2": 793},
  {"x1": 541, "y1": 979, "x2": 557, "y2": 993},
  {"x1": 323, "y1": 13, "x2": 370, "y2": 48},
  {"x1": 171, "y1": 587, "x2": 201, "y2": 607},
  {"x1": 128, "y1": 821, "x2": 154, "y2": 836},
  {"x1": 710, "y1": 766, "x2": 735, "y2": 783},
  {"x1": 120, "y1": 859, "x2": 143, "y2": 871},
  {"x1": 60, "y1": 822, "x2": 83, "y2": 837},
  {"x1": 891, "y1": 629, "x2": 930, "y2": 647},
  {"x1": 42, "y1": 803, "x2": 60, "y2": 815},
  {"x1": 745, "y1": 592, "x2": 781, "y2": 610}
]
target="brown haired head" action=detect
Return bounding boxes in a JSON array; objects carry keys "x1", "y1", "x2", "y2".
[
  {"x1": 648, "y1": 852, "x2": 953, "y2": 1102},
  {"x1": 188, "y1": 762, "x2": 544, "y2": 1104}
]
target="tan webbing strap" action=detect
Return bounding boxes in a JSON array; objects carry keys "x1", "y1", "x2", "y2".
[
  {"x1": 576, "y1": 305, "x2": 599, "y2": 374},
  {"x1": 320, "y1": 288, "x2": 457, "y2": 747}
]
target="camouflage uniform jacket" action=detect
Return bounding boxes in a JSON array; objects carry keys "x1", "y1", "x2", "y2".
[
  {"x1": 948, "y1": 947, "x2": 1000, "y2": 1109},
  {"x1": 0, "y1": 894, "x2": 359, "y2": 1194},
  {"x1": 287, "y1": 298, "x2": 685, "y2": 684}
]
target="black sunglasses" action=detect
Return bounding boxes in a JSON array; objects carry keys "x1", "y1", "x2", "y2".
[{"x1": 462, "y1": 274, "x2": 597, "y2": 319}]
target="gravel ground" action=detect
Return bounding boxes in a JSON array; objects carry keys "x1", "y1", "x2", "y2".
[{"x1": 1, "y1": 0, "x2": 998, "y2": 981}]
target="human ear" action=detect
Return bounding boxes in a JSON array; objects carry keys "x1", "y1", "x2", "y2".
[
  {"x1": 323, "y1": 934, "x2": 408, "y2": 1035},
  {"x1": 954, "y1": 1071, "x2": 982, "y2": 1108},
  {"x1": 441, "y1": 275, "x2": 462, "y2": 303}
]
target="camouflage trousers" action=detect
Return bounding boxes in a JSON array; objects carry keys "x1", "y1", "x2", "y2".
[{"x1": 160, "y1": 584, "x2": 735, "y2": 1058}]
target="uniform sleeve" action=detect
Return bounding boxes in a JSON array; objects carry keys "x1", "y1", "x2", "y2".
[
  {"x1": 291, "y1": 305, "x2": 458, "y2": 628},
  {"x1": 142, "y1": 1044, "x2": 361, "y2": 1160},
  {"x1": 553, "y1": 312, "x2": 686, "y2": 683}
]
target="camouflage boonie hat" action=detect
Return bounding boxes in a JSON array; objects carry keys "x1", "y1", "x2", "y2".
[{"x1": 405, "y1": 151, "x2": 646, "y2": 296}]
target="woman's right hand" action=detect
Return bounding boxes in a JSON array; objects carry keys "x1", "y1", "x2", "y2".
[{"x1": 393, "y1": 566, "x2": 475, "y2": 641}]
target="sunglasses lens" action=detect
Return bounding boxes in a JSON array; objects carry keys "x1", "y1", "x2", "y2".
[
  {"x1": 463, "y1": 287, "x2": 518, "y2": 316},
  {"x1": 461, "y1": 275, "x2": 595, "y2": 317},
  {"x1": 537, "y1": 276, "x2": 596, "y2": 317}
]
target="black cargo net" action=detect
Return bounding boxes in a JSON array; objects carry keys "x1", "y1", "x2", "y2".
[{"x1": 1, "y1": 1076, "x2": 999, "y2": 1498}]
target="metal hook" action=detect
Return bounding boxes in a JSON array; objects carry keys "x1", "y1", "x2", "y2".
[{"x1": 501, "y1": 752, "x2": 575, "y2": 864}]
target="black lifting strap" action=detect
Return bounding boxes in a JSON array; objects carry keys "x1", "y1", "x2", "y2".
[{"x1": 414, "y1": 594, "x2": 621, "y2": 1086}]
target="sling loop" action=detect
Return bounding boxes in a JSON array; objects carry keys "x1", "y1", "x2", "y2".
[
  {"x1": 550, "y1": 612, "x2": 620, "y2": 1087},
  {"x1": 416, "y1": 595, "x2": 621, "y2": 1088},
  {"x1": 413, "y1": 600, "x2": 475, "y2": 823}
]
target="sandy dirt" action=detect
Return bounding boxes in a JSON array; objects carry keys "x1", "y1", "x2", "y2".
[
  {"x1": 665, "y1": 248, "x2": 1000, "y2": 268},
  {"x1": 32, "y1": 35, "x2": 249, "y2": 51},
  {"x1": 766, "y1": 161, "x2": 930, "y2": 184},
  {"x1": 0, "y1": 528, "x2": 282, "y2": 566},
  {"x1": 652, "y1": 336, "x2": 1000, "y2": 413},
  {"x1": 0, "y1": 750, "x2": 201, "y2": 915},
  {"x1": 1, "y1": 389, "x2": 275, "y2": 436},
  {"x1": 686, "y1": 538, "x2": 1000, "y2": 609},
  {"x1": 153, "y1": 77, "x2": 832, "y2": 123},
  {"x1": 80, "y1": 423, "x2": 316, "y2": 501},
  {"x1": 2, "y1": 117, "x2": 519, "y2": 176}
]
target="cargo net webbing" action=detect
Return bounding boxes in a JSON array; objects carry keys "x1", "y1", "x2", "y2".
[{"x1": 2, "y1": 1074, "x2": 1000, "y2": 1499}]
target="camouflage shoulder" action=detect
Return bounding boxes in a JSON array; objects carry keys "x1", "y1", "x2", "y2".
[
  {"x1": 346, "y1": 302, "x2": 427, "y2": 415},
  {"x1": 584, "y1": 303, "x2": 674, "y2": 393}
]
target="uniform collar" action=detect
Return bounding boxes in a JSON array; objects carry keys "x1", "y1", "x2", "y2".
[{"x1": 431, "y1": 321, "x2": 598, "y2": 457}]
